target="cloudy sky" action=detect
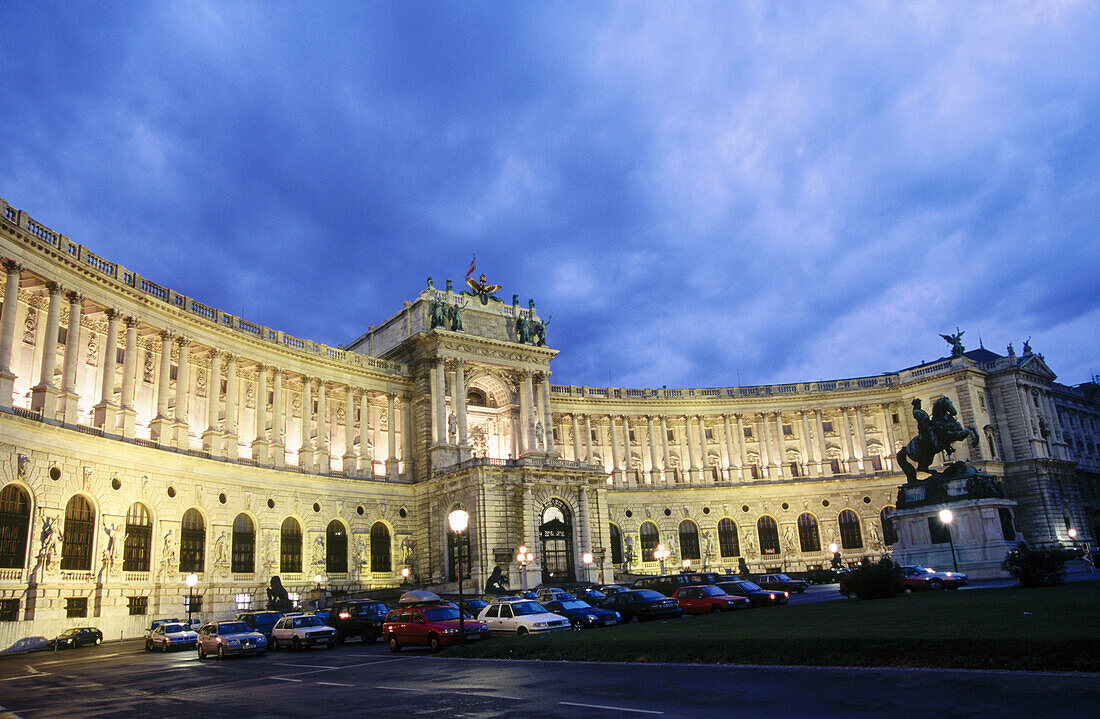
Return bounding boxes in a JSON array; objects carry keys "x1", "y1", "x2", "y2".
[{"x1": 1, "y1": 2, "x2": 1097, "y2": 389}]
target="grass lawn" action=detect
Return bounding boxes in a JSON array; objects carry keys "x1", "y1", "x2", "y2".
[{"x1": 443, "y1": 581, "x2": 1100, "y2": 672}]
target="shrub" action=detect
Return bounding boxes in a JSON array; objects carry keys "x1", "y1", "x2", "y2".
[
  {"x1": 1001, "y1": 543, "x2": 1075, "y2": 587},
  {"x1": 842, "y1": 557, "x2": 902, "y2": 599}
]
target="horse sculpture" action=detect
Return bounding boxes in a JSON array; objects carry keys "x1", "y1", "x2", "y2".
[{"x1": 896, "y1": 396, "x2": 978, "y2": 483}]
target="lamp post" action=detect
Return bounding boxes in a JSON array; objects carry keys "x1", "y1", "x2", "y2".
[
  {"x1": 582, "y1": 552, "x2": 593, "y2": 584},
  {"x1": 939, "y1": 508, "x2": 959, "y2": 573},
  {"x1": 516, "y1": 545, "x2": 534, "y2": 592},
  {"x1": 448, "y1": 509, "x2": 469, "y2": 644},
  {"x1": 682, "y1": 559, "x2": 691, "y2": 573},
  {"x1": 828, "y1": 542, "x2": 840, "y2": 570},
  {"x1": 654, "y1": 543, "x2": 671, "y2": 576},
  {"x1": 401, "y1": 567, "x2": 410, "y2": 584},
  {"x1": 185, "y1": 573, "x2": 198, "y2": 626},
  {"x1": 1068, "y1": 527, "x2": 1079, "y2": 557}
]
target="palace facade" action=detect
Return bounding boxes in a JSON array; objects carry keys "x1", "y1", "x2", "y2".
[{"x1": 0, "y1": 195, "x2": 1096, "y2": 649}]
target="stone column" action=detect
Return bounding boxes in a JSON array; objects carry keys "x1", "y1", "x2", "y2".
[
  {"x1": 402, "y1": 395, "x2": 414, "y2": 477},
  {"x1": 577, "y1": 486, "x2": 591, "y2": 557},
  {"x1": 882, "y1": 404, "x2": 897, "y2": 471},
  {"x1": 251, "y1": 364, "x2": 269, "y2": 463},
  {"x1": 609, "y1": 415, "x2": 622, "y2": 486},
  {"x1": 299, "y1": 377, "x2": 314, "y2": 470},
  {"x1": 735, "y1": 414, "x2": 750, "y2": 478},
  {"x1": 723, "y1": 414, "x2": 739, "y2": 481},
  {"x1": 387, "y1": 393, "x2": 399, "y2": 480},
  {"x1": 92, "y1": 309, "x2": 119, "y2": 430},
  {"x1": 584, "y1": 414, "x2": 593, "y2": 462},
  {"x1": 0, "y1": 260, "x2": 22, "y2": 406},
  {"x1": 521, "y1": 485, "x2": 535, "y2": 587},
  {"x1": 118, "y1": 317, "x2": 139, "y2": 438},
  {"x1": 660, "y1": 415, "x2": 672, "y2": 484},
  {"x1": 799, "y1": 410, "x2": 817, "y2": 476},
  {"x1": 56, "y1": 291, "x2": 83, "y2": 423},
  {"x1": 202, "y1": 350, "x2": 222, "y2": 455},
  {"x1": 841, "y1": 407, "x2": 857, "y2": 473},
  {"x1": 359, "y1": 390, "x2": 372, "y2": 476},
  {"x1": 342, "y1": 385, "x2": 356, "y2": 473},
  {"x1": 815, "y1": 409, "x2": 829, "y2": 475},
  {"x1": 698, "y1": 416, "x2": 713, "y2": 482},
  {"x1": 271, "y1": 368, "x2": 285, "y2": 467},
  {"x1": 150, "y1": 330, "x2": 174, "y2": 443},
  {"x1": 685, "y1": 415, "x2": 700, "y2": 483},
  {"x1": 540, "y1": 374, "x2": 555, "y2": 454},
  {"x1": 30, "y1": 282, "x2": 63, "y2": 416},
  {"x1": 435, "y1": 357, "x2": 448, "y2": 444},
  {"x1": 758, "y1": 413, "x2": 773, "y2": 478},
  {"x1": 570, "y1": 414, "x2": 581, "y2": 461},
  {"x1": 224, "y1": 354, "x2": 239, "y2": 459},
  {"x1": 429, "y1": 363, "x2": 439, "y2": 444},
  {"x1": 772, "y1": 412, "x2": 786, "y2": 479},
  {"x1": 647, "y1": 415, "x2": 661, "y2": 483},
  {"x1": 317, "y1": 380, "x2": 329, "y2": 471},
  {"x1": 174, "y1": 337, "x2": 191, "y2": 449},
  {"x1": 853, "y1": 406, "x2": 868, "y2": 472},
  {"x1": 523, "y1": 371, "x2": 537, "y2": 453},
  {"x1": 455, "y1": 361, "x2": 468, "y2": 447}
]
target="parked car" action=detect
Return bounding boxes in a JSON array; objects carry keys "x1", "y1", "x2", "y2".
[
  {"x1": 477, "y1": 597, "x2": 570, "y2": 635},
  {"x1": 309, "y1": 609, "x2": 331, "y2": 624},
  {"x1": 271, "y1": 614, "x2": 337, "y2": 650},
  {"x1": 234, "y1": 610, "x2": 283, "y2": 639},
  {"x1": 458, "y1": 598, "x2": 490, "y2": 617},
  {"x1": 715, "y1": 580, "x2": 789, "y2": 607},
  {"x1": 806, "y1": 568, "x2": 847, "y2": 584},
  {"x1": 598, "y1": 584, "x2": 632, "y2": 597},
  {"x1": 598, "y1": 589, "x2": 682, "y2": 623},
  {"x1": 569, "y1": 586, "x2": 607, "y2": 604},
  {"x1": 535, "y1": 587, "x2": 576, "y2": 603},
  {"x1": 755, "y1": 573, "x2": 809, "y2": 594},
  {"x1": 329, "y1": 599, "x2": 391, "y2": 643},
  {"x1": 541, "y1": 598, "x2": 621, "y2": 628},
  {"x1": 145, "y1": 622, "x2": 197, "y2": 652},
  {"x1": 196, "y1": 620, "x2": 267, "y2": 660},
  {"x1": 384, "y1": 603, "x2": 490, "y2": 651},
  {"x1": 902, "y1": 566, "x2": 969, "y2": 589},
  {"x1": 671, "y1": 585, "x2": 750, "y2": 614},
  {"x1": 47, "y1": 627, "x2": 103, "y2": 650},
  {"x1": 630, "y1": 572, "x2": 724, "y2": 597},
  {"x1": 144, "y1": 618, "x2": 185, "y2": 639}
]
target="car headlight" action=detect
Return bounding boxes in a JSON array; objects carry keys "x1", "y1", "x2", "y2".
[
  {"x1": 442, "y1": 628, "x2": 459, "y2": 635},
  {"x1": 783, "y1": 592, "x2": 789, "y2": 598},
  {"x1": 533, "y1": 622, "x2": 547, "y2": 628},
  {"x1": 769, "y1": 594, "x2": 776, "y2": 600},
  {"x1": 613, "y1": 612, "x2": 621, "y2": 620},
  {"x1": 586, "y1": 615, "x2": 597, "y2": 622}
]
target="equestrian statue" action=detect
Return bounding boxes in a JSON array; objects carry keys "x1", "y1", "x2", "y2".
[{"x1": 896, "y1": 396, "x2": 978, "y2": 483}]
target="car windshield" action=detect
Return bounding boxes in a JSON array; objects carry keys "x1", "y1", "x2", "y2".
[
  {"x1": 559, "y1": 600, "x2": 592, "y2": 610},
  {"x1": 699, "y1": 586, "x2": 727, "y2": 597},
  {"x1": 583, "y1": 589, "x2": 606, "y2": 600},
  {"x1": 293, "y1": 616, "x2": 323, "y2": 628},
  {"x1": 359, "y1": 603, "x2": 387, "y2": 615},
  {"x1": 219, "y1": 622, "x2": 252, "y2": 634},
  {"x1": 58, "y1": 629, "x2": 80, "y2": 637},
  {"x1": 633, "y1": 590, "x2": 666, "y2": 601},
  {"x1": 422, "y1": 606, "x2": 461, "y2": 622},
  {"x1": 739, "y1": 581, "x2": 762, "y2": 591},
  {"x1": 511, "y1": 601, "x2": 547, "y2": 616},
  {"x1": 162, "y1": 624, "x2": 189, "y2": 633},
  {"x1": 254, "y1": 612, "x2": 282, "y2": 623},
  {"x1": 771, "y1": 574, "x2": 792, "y2": 581},
  {"x1": 466, "y1": 600, "x2": 488, "y2": 609}
]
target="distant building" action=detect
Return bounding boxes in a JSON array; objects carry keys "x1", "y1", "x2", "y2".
[{"x1": 0, "y1": 196, "x2": 1095, "y2": 647}]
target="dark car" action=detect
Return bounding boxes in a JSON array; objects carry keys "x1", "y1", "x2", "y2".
[
  {"x1": 755, "y1": 573, "x2": 810, "y2": 594},
  {"x1": 599, "y1": 589, "x2": 682, "y2": 623},
  {"x1": 631, "y1": 572, "x2": 724, "y2": 597},
  {"x1": 458, "y1": 598, "x2": 490, "y2": 618},
  {"x1": 330, "y1": 599, "x2": 391, "y2": 643},
  {"x1": 598, "y1": 584, "x2": 632, "y2": 597},
  {"x1": 715, "y1": 580, "x2": 789, "y2": 607},
  {"x1": 47, "y1": 627, "x2": 103, "y2": 649},
  {"x1": 234, "y1": 610, "x2": 283, "y2": 639},
  {"x1": 543, "y1": 598, "x2": 621, "y2": 628},
  {"x1": 570, "y1": 586, "x2": 607, "y2": 604},
  {"x1": 309, "y1": 609, "x2": 331, "y2": 624},
  {"x1": 806, "y1": 568, "x2": 847, "y2": 584}
]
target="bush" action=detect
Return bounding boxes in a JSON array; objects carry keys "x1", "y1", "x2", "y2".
[
  {"x1": 1001, "y1": 543, "x2": 1075, "y2": 587},
  {"x1": 842, "y1": 557, "x2": 903, "y2": 599}
]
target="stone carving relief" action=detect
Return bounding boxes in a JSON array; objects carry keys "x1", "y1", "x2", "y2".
[
  {"x1": 143, "y1": 351, "x2": 155, "y2": 383},
  {"x1": 195, "y1": 370, "x2": 207, "y2": 398},
  {"x1": 86, "y1": 334, "x2": 99, "y2": 366},
  {"x1": 22, "y1": 305, "x2": 37, "y2": 344}
]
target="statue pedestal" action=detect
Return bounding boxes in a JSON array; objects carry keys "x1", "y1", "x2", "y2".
[{"x1": 891, "y1": 463, "x2": 1019, "y2": 579}]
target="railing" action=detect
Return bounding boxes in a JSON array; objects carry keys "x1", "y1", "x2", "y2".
[
  {"x1": 124, "y1": 571, "x2": 151, "y2": 583},
  {"x1": 60, "y1": 571, "x2": 94, "y2": 582},
  {"x1": 134, "y1": 438, "x2": 159, "y2": 449},
  {"x1": 0, "y1": 569, "x2": 23, "y2": 581},
  {"x1": 9, "y1": 405, "x2": 43, "y2": 421},
  {"x1": 140, "y1": 278, "x2": 169, "y2": 301},
  {"x1": 189, "y1": 300, "x2": 216, "y2": 321},
  {"x1": 84, "y1": 251, "x2": 117, "y2": 278},
  {"x1": 431, "y1": 455, "x2": 604, "y2": 479},
  {"x1": 27, "y1": 219, "x2": 59, "y2": 247},
  {"x1": 74, "y1": 424, "x2": 104, "y2": 437}
]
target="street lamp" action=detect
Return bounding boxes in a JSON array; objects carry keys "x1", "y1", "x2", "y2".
[
  {"x1": 448, "y1": 508, "x2": 469, "y2": 645},
  {"x1": 1068, "y1": 527, "x2": 1079, "y2": 556},
  {"x1": 516, "y1": 545, "x2": 534, "y2": 591},
  {"x1": 401, "y1": 567, "x2": 410, "y2": 584},
  {"x1": 939, "y1": 508, "x2": 959, "y2": 573},
  {"x1": 682, "y1": 559, "x2": 691, "y2": 572},
  {"x1": 582, "y1": 552, "x2": 594, "y2": 583},
  {"x1": 654, "y1": 543, "x2": 671, "y2": 576},
  {"x1": 828, "y1": 542, "x2": 841, "y2": 570},
  {"x1": 185, "y1": 573, "x2": 198, "y2": 626}
]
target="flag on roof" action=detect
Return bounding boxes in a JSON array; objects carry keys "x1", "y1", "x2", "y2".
[{"x1": 465, "y1": 254, "x2": 476, "y2": 278}]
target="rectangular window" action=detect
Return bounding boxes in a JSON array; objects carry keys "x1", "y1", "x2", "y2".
[
  {"x1": 128, "y1": 596, "x2": 148, "y2": 616},
  {"x1": 591, "y1": 429, "x2": 598, "y2": 441},
  {"x1": 170, "y1": 365, "x2": 177, "y2": 381},
  {"x1": 66, "y1": 597, "x2": 88, "y2": 618},
  {"x1": 0, "y1": 598, "x2": 18, "y2": 621},
  {"x1": 743, "y1": 427, "x2": 753, "y2": 438},
  {"x1": 870, "y1": 456, "x2": 883, "y2": 471},
  {"x1": 58, "y1": 327, "x2": 67, "y2": 345},
  {"x1": 789, "y1": 462, "x2": 800, "y2": 477},
  {"x1": 891, "y1": 413, "x2": 899, "y2": 424},
  {"x1": 221, "y1": 379, "x2": 228, "y2": 394},
  {"x1": 287, "y1": 592, "x2": 300, "y2": 604},
  {"x1": 184, "y1": 595, "x2": 202, "y2": 613},
  {"x1": 354, "y1": 409, "x2": 361, "y2": 423},
  {"x1": 822, "y1": 421, "x2": 834, "y2": 434},
  {"x1": 666, "y1": 429, "x2": 675, "y2": 441},
  {"x1": 704, "y1": 428, "x2": 714, "y2": 440},
  {"x1": 782, "y1": 424, "x2": 793, "y2": 435},
  {"x1": 628, "y1": 430, "x2": 635, "y2": 442},
  {"x1": 235, "y1": 593, "x2": 252, "y2": 610},
  {"x1": 750, "y1": 464, "x2": 760, "y2": 479},
  {"x1": 116, "y1": 348, "x2": 125, "y2": 364},
  {"x1": 553, "y1": 427, "x2": 561, "y2": 442},
  {"x1": 268, "y1": 392, "x2": 273, "y2": 405},
  {"x1": 829, "y1": 458, "x2": 842, "y2": 474}
]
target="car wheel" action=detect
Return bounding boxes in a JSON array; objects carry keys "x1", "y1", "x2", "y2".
[
  {"x1": 361, "y1": 629, "x2": 375, "y2": 644},
  {"x1": 388, "y1": 635, "x2": 401, "y2": 653},
  {"x1": 710, "y1": 605, "x2": 722, "y2": 614},
  {"x1": 571, "y1": 619, "x2": 583, "y2": 631},
  {"x1": 271, "y1": 637, "x2": 280, "y2": 651},
  {"x1": 145, "y1": 640, "x2": 152, "y2": 651},
  {"x1": 198, "y1": 645, "x2": 206, "y2": 660},
  {"x1": 516, "y1": 626, "x2": 529, "y2": 636},
  {"x1": 629, "y1": 614, "x2": 641, "y2": 624},
  {"x1": 217, "y1": 645, "x2": 226, "y2": 660},
  {"x1": 904, "y1": 586, "x2": 914, "y2": 594},
  {"x1": 161, "y1": 641, "x2": 169, "y2": 653},
  {"x1": 428, "y1": 634, "x2": 441, "y2": 652},
  {"x1": 95, "y1": 637, "x2": 102, "y2": 645},
  {"x1": 930, "y1": 580, "x2": 944, "y2": 591},
  {"x1": 292, "y1": 637, "x2": 302, "y2": 651}
]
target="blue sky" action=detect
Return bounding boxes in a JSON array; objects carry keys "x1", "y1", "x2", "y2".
[{"x1": 1, "y1": 1, "x2": 1097, "y2": 389}]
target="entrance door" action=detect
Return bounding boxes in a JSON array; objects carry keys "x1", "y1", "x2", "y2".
[{"x1": 540, "y1": 499, "x2": 575, "y2": 584}]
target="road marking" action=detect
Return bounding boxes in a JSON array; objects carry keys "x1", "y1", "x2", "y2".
[
  {"x1": 316, "y1": 682, "x2": 354, "y2": 687},
  {"x1": 559, "y1": 702, "x2": 663, "y2": 715},
  {"x1": 270, "y1": 677, "x2": 302, "y2": 682},
  {"x1": 24, "y1": 665, "x2": 38, "y2": 673},
  {"x1": 37, "y1": 652, "x2": 121, "y2": 667},
  {"x1": 450, "y1": 691, "x2": 524, "y2": 701},
  {"x1": 0, "y1": 674, "x2": 47, "y2": 682},
  {"x1": 274, "y1": 663, "x2": 330, "y2": 669},
  {"x1": 376, "y1": 686, "x2": 429, "y2": 692},
  {"x1": 283, "y1": 657, "x2": 411, "y2": 677}
]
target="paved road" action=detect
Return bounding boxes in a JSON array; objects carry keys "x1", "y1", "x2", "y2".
[{"x1": 2, "y1": 636, "x2": 1098, "y2": 719}]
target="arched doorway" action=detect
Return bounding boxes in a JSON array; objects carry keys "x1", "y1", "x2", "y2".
[{"x1": 540, "y1": 499, "x2": 575, "y2": 584}]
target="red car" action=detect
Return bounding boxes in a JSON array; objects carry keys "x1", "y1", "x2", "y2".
[
  {"x1": 383, "y1": 603, "x2": 490, "y2": 652},
  {"x1": 671, "y1": 585, "x2": 750, "y2": 614}
]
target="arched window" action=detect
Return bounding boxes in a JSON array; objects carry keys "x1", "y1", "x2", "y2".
[
  {"x1": 370, "y1": 522, "x2": 390, "y2": 573},
  {"x1": 0, "y1": 485, "x2": 31, "y2": 569},
  {"x1": 280, "y1": 517, "x2": 302, "y2": 573},
  {"x1": 678, "y1": 520, "x2": 700, "y2": 561},
  {"x1": 880, "y1": 506, "x2": 897, "y2": 546},
  {"x1": 639, "y1": 521, "x2": 659, "y2": 561},
  {"x1": 326, "y1": 520, "x2": 348, "y2": 574},
  {"x1": 123, "y1": 503, "x2": 152, "y2": 572},
  {"x1": 60, "y1": 495, "x2": 95, "y2": 571},
  {"x1": 609, "y1": 523, "x2": 623, "y2": 565},
  {"x1": 797, "y1": 513, "x2": 820, "y2": 553},
  {"x1": 467, "y1": 389, "x2": 489, "y2": 407},
  {"x1": 179, "y1": 509, "x2": 205, "y2": 573},
  {"x1": 757, "y1": 516, "x2": 780, "y2": 555},
  {"x1": 232, "y1": 514, "x2": 255, "y2": 574},
  {"x1": 838, "y1": 510, "x2": 863, "y2": 550},
  {"x1": 717, "y1": 518, "x2": 739, "y2": 557}
]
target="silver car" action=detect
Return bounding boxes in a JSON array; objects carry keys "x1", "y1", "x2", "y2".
[
  {"x1": 196, "y1": 620, "x2": 267, "y2": 660},
  {"x1": 270, "y1": 614, "x2": 337, "y2": 651},
  {"x1": 146, "y1": 622, "x2": 198, "y2": 652}
]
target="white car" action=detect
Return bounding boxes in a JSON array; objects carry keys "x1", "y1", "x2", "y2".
[
  {"x1": 146, "y1": 621, "x2": 198, "y2": 652},
  {"x1": 477, "y1": 598, "x2": 570, "y2": 636},
  {"x1": 270, "y1": 614, "x2": 337, "y2": 650}
]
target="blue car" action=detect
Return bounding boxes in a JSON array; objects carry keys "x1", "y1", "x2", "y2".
[{"x1": 542, "y1": 598, "x2": 621, "y2": 629}]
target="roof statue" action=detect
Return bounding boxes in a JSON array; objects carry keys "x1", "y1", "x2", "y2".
[
  {"x1": 940, "y1": 328, "x2": 965, "y2": 357},
  {"x1": 463, "y1": 273, "x2": 503, "y2": 305}
]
